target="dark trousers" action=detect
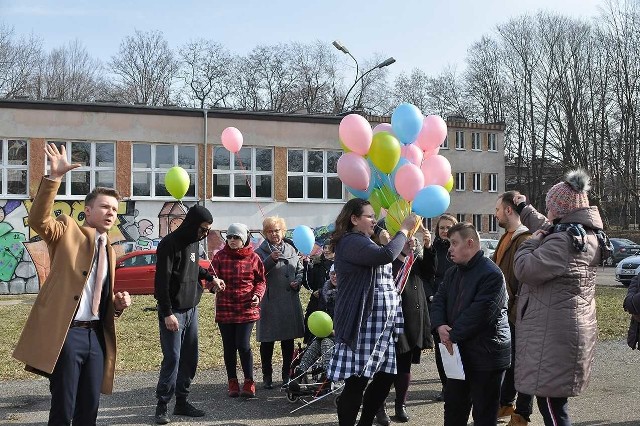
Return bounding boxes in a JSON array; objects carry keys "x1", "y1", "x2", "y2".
[
  {"x1": 337, "y1": 372, "x2": 395, "y2": 426},
  {"x1": 537, "y1": 396, "x2": 571, "y2": 426},
  {"x1": 500, "y1": 322, "x2": 534, "y2": 419},
  {"x1": 444, "y1": 369, "x2": 505, "y2": 426},
  {"x1": 48, "y1": 327, "x2": 105, "y2": 426},
  {"x1": 156, "y1": 307, "x2": 199, "y2": 403},
  {"x1": 260, "y1": 339, "x2": 294, "y2": 380},
  {"x1": 433, "y1": 332, "x2": 447, "y2": 387},
  {"x1": 218, "y1": 322, "x2": 255, "y2": 381},
  {"x1": 393, "y1": 350, "x2": 413, "y2": 404}
]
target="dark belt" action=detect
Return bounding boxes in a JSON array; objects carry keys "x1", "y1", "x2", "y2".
[{"x1": 70, "y1": 320, "x2": 101, "y2": 329}]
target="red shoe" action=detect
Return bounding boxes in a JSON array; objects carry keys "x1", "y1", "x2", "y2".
[
  {"x1": 228, "y1": 378, "x2": 240, "y2": 397},
  {"x1": 240, "y1": 379, "x2": 256, "y2": 398}
]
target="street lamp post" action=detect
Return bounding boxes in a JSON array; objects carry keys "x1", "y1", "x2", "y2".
[{"x1": 332, "y1": 40, "x2": 395, "y2": 113}]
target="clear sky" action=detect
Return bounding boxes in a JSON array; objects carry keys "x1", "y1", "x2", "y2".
[{"x1": 0, "y1": 0, "x2": 603, "y2": 78}]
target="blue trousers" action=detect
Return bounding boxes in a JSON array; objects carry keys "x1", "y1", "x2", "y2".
[
  {"x1": 156, "y1": 307, "x2": 199, "y2": 403},
  {"x1": 48, "y1": 327, "x2": 105, "y2": 426}
]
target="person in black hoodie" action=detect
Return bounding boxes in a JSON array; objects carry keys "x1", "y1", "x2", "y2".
[
  {"x1": 303, "y1": 243, "x2": 334, "y2": 343},
  {"x1": 153, "y1": 205, "x2": 215, "y2": 425}
]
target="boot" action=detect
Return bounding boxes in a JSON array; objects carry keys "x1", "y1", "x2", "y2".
[
  {"x1": 498, "y1": 404, "x2": 516, "y2": 418},
  {"x1": 155, "y1": 401, "x2": 169, "y2": 425},
  {"x1": 228, "y1": 378, "x2": 240, "y2": 397},
  {"x1": 240, "y1": 379, "x2": 256, "y2": 398},
  {"x1": 173, "y1": 399, "x2": 205, "y2": 417},
  {"x1": 506, "y1": 413, "x2": 529, "y2": 426},
  {"x1": 394, "y1": 401, "x2": 409, "y2": 422},
  {"x1": 263, "y1": 373, "x2": 273, "y2": 389},
  {"x1": 374, "y1": 404, "x2": 391, "y2": 426}
]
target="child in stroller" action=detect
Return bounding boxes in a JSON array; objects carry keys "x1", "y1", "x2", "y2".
[{"x1": 284, "y1": 265, "x2": 339, "y2": 405}]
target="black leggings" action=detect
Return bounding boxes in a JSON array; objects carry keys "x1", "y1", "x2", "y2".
[
  {"x1": 218, "y1": 322, "x2": 255, "y2": 380},
  {"x1": 337, "y1": 372, "x2": 395, "y2": 426},
  {"x1": 259, "y1": 339, "x2": 294, "y2": 378}
]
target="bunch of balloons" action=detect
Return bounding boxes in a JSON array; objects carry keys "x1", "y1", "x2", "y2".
[{"x1": 337, "y1": 103, "x2": 452, "y2": 232}]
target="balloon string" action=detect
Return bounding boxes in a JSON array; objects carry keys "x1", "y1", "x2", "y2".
[{"x1": 236, "y1": 156, "x2": 266, "y2": 218}]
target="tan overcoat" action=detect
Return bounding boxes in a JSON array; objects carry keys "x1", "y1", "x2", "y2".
[{"x1": 12, "y1": 178, "x2": 119, "y2": 394}]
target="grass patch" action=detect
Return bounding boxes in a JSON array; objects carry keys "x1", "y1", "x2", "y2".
[{"x1": 0, "y1": 287, "x2": 630, "y2": 380}]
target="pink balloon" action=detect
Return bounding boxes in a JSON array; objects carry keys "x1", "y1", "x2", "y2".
[
  {"x1": 421, "y1": 155, "x2": 451, "y2": 186},
  {"x1": 339, "y1": 114, "x2": 373, "y2": 156},
  {"x1": 373, "y1": 123, "x2": 393, "y2": 134},
  {"x1": 401, "y1": 143, "x2": 424, "y2": 166},
  {"x1": 423, "y1": 145, "x2": 440, "y2": 160},
  {"x1": 337, "y1": 153, "x2": 371, "y2": 191},
  {"x1": 415, "y1": 115, "x2": 447, "y2": 151},
  {"x1": 394, "y1": 164, "x2": 424, "y2": 201},
  {"x1": 221, "y1": 127, "x2": 243, "y2": 153}
]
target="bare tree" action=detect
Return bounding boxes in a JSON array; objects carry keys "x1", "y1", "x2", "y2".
[
  {"x1": 288, "y1": 41, "x2": 339, "y2": 113},
  {"x1": 465, "y1": 36, "x2": 505, "y2": 122},
  {"x1": 392, "y1": 68, "x2": 431, "y2": 112},
  {"x1": 0, "y1": 24, "x2": 42, "y2": 98},
  {"x1": 178, "y1": 39, "x2": 234, "y2": 109},
  {"x1": 109, "y1": 30, "x2": 179, "y2": 105}
]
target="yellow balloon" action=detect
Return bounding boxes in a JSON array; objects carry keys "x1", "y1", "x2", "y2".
[
  {"x1": 369, "y1": 131, "x2": 400, "y2": 174},
  {"x1": 165, "y1": 166, "x2": 190, "y2": 199},
  {"x1": 385, "y1": 199, "x2": 411, "y2": 235},
  {"x1": 444, "y1": 175, "x2": 454, "y2": 192},
  {"x1": 339, "y1": 139, "x2": 352, "y2": 153}
]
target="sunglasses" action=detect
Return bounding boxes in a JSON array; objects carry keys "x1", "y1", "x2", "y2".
[
  {"x1": 226, "y1": 235, "x2": 243, "y2": 240},
  {"x1": 198, "y1": 226, "x2": 211, "y2": 234}
]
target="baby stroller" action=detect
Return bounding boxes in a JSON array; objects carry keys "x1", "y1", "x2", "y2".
[{"x1": 282, "y1": 340, "x2": 343, "y2": 412}]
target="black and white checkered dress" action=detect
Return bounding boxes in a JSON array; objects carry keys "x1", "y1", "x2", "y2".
[{"x1": 327, "y1": 263, "x2": 404, "y2": 380}]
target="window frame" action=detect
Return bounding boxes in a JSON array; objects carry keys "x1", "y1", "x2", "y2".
[
  {"x1": 286, "y1": 148, "x2": 344, "y2": 202},
  {"x1": 489, "y1": 214, "x2": 497, "y2": 233},
  {"x1": 131, "y1": 143, "x2": 198, "y2": 200},
  {"x1": 455, "y1": 172, "x2": 466, "y2": 191},
  {"x1": 211, "y1": 146, "x2": 274, "y2": 200},
  {"x1": 489, "y1": 173, "x2": 498, "y2": 192},
  {"x1": 455, "y1": 131, "x2": 465, "y2": 150},
  {"x1": 1, "y1": 139, "x2": 29, "y2": 199},
  {"x1": 473, "y1": 214, "x2": 483, "y2": 231},
  {"x1": 456, "y1": 213, "x2": 466, "y2": 223},
  {"x1": 45, "y1": 140, "x2": 116, "y2": 200},
  {"x1": 471, "y1": 132, "x2": 482, "y2": 151},
  {"x1": 488, "y1": 133, "x2": 498, "y2": 152},
  {"x1": 472, "y1": 172, "x2": 482, "y2": 192},
  {"x1": 441, "y1": 136, "x2": 449, "y2": 150}
]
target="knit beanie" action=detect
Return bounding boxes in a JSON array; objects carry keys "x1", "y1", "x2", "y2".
[
  {"x1": 545, "y1": 169, "x2": 591, "y2": 217},
  {"x1": 227, "y1": 223, "x2": 249, "y2": 245}
]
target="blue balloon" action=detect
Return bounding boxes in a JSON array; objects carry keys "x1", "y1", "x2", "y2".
[
  {"x1": 412, "y1": 185, "x2": 450, "y2": 218},
  {"x1": 293, "y1": 225, "x2": 316, "y2": 255},
  {"x1": 346, "y1": 185, "x2": 372, "y2": 199},
  {"x1": 391, "y1": 103, "x2": 423, "y2": 145}
]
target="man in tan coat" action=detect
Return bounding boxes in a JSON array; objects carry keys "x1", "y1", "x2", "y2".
[
  {"x1": 492, "y1": 191, "x2": 533, "y2": 426},
  {"x1": 13, "y1": 143, "x2": 131, "y2": 425}
]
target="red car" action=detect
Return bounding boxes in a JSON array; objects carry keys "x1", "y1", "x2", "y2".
[{"x1": 114, "y1": 249, "x2": 211, "y2": 295}]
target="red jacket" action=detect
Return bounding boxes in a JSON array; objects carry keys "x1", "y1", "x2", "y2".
[{"x1": 211, "y1": 244, "x2": 266, "y2": 323}]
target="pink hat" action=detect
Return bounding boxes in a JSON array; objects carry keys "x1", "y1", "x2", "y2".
[{"x1": 545, "y1": 170, "x2": 590, "y2": 217}]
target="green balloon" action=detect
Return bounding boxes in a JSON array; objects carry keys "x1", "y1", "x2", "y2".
[
  {"x1": 165, "y1": 166, "x2": 190, "y2": 200},
  {"x1": 369, "y1": 191, "x2": 382, "y2": 217},
  {"x1": 385, "y1": 199, "x2": 411, "y2": 235},
  {"x1": 308, "y1": 311, "x2": 333, "y2": 338},
  {"x1": 372, "y1": 185, "x2": 399, "y2": 209},
  {"x1": 369, "y1": 131, "x2": 401, "y2": 174}
]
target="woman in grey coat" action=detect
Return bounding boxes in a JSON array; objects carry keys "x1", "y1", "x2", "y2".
[
  {"x1": 255, "y1": 216, "x2": 305, "y2": 389},
  {"x1": 513, "y1": 170, "x2": 603, "y2": 426}
]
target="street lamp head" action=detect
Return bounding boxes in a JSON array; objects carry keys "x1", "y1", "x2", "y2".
[
  {"x1": 332, "y1": 40, "x2": 350, "y2": 55},
  {"x1": 376, "y1": 57, "x2": 396, "y2": 69}
]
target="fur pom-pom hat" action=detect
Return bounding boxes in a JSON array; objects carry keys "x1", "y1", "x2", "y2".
[{"x1": 545, "y1": 169, "x2": 591, "y2": 217}]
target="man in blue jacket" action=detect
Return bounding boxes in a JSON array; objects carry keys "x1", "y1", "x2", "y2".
[{"x1": 430, "y1": 222, "x2": 511, "y2": 426}]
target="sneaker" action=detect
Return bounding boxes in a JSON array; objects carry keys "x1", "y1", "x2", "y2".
[
  {"x1": 240, "y1": 379, "x2": 256, "y2": 398},
  {"x1": 263, "y1": 374, "x2": 273, "y2": 389},
  {"x1": 506, "y1": 413, "x2": 529, "y2": 426},
  {"x1": 173, "y1": 400, "x2": 205, "y2": 417},
  {"x1": 228, "y1": 378, "x2": 240, "y2": 398},
  {"x1": 498, "y1": 404, "x2": 516, "y2": 419},
  {"x1": 375, "y1": 404, "x2": 391, "y2": 426},
  {"x1": 155, "y1": 401, "x2": 170, "y2": 425}
]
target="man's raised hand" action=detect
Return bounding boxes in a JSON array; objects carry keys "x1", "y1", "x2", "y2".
[{"x1": 45, "y1": 143, "x2": 81, "y2": 180}]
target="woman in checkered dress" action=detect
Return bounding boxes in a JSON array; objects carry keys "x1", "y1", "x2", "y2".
[{"x1": 328, "y1": 198, "x2": 420, "y2": 426}]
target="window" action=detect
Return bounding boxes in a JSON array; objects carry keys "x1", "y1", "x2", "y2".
[
  {"x1": 46, "y1": 141, "x2": 115, "y2": 197},
  {"x1": 455, "y1": 131, "x2": 465, "y2": 150},
  {"x1": 287, "y1": 149, "x2": 343, "y2": 201},
  {"x1": 212, "y1": 147, "x2": 273, "y2": 199},
  {"x1": 488, "y1": 133, "x2": 497, "y2": 151},
  {"x1": 455, "y1": 172, "x2": 466, "y2": 191},
  {"x1": 471, "y1": 132, "x2": 481, "y2": 150},
  {"x1": 473, "y1": 173, "x2": 482, "y2": 192},
  {"x1": 1, "y1": 139, "x2": 28, "y2": 197},
  {"x1": 441, "y1": 136, "x2": 449, "y2": 149},
  {"x1": 489, "y1": 173, "x2": 498, "y2": 192},
  {"x1": 132, "y1": 144, "x2": 196, "y2": 198},
  {"x1": 473, "y1": 214, "x2": 483, "y2": 231},
  {"x1": 424, "y1": 217, "x2": 432, "y2": 232},
  {"x1": 489, "y1": 215, "x2": 497, "y2": 232},
  {"x1": 457, "y1": 213, "x2": 466, "y2": 223}
]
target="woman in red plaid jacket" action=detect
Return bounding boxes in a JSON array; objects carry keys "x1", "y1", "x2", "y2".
[{"x1": 210, "y1": 223, "x2": 266, "y2": 399}]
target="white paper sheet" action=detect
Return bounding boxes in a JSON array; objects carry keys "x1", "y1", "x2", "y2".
[{"x1": 438, "y1": 343, "x2": 465, "y2": 380}]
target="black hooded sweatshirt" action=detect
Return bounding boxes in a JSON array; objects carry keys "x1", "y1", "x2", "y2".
[{"x1": 154, "y1": 205, "x2": 213, "y2": 317}]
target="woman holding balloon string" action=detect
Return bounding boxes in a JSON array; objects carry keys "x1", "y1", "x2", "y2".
[
  {"x1": 327, "y1": 198, "x2": 420, "y2": 426},
  {"x1": 255, "y1": 216, "x2": 305, "y2": 390}
]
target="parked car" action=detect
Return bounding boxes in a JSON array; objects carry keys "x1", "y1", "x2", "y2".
[
  {"x1": 615, "y1": 255, "x2": 640, "y2": 287},
  {"x1": 606, "y1": 238, "x2": 640, "y2": 266},
  {"x1": 480, "y1": 238, "x2": 499, "y2": 258},
  {"x1": 114, "y1": 249, "x2": 211, "y2": 295}
]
